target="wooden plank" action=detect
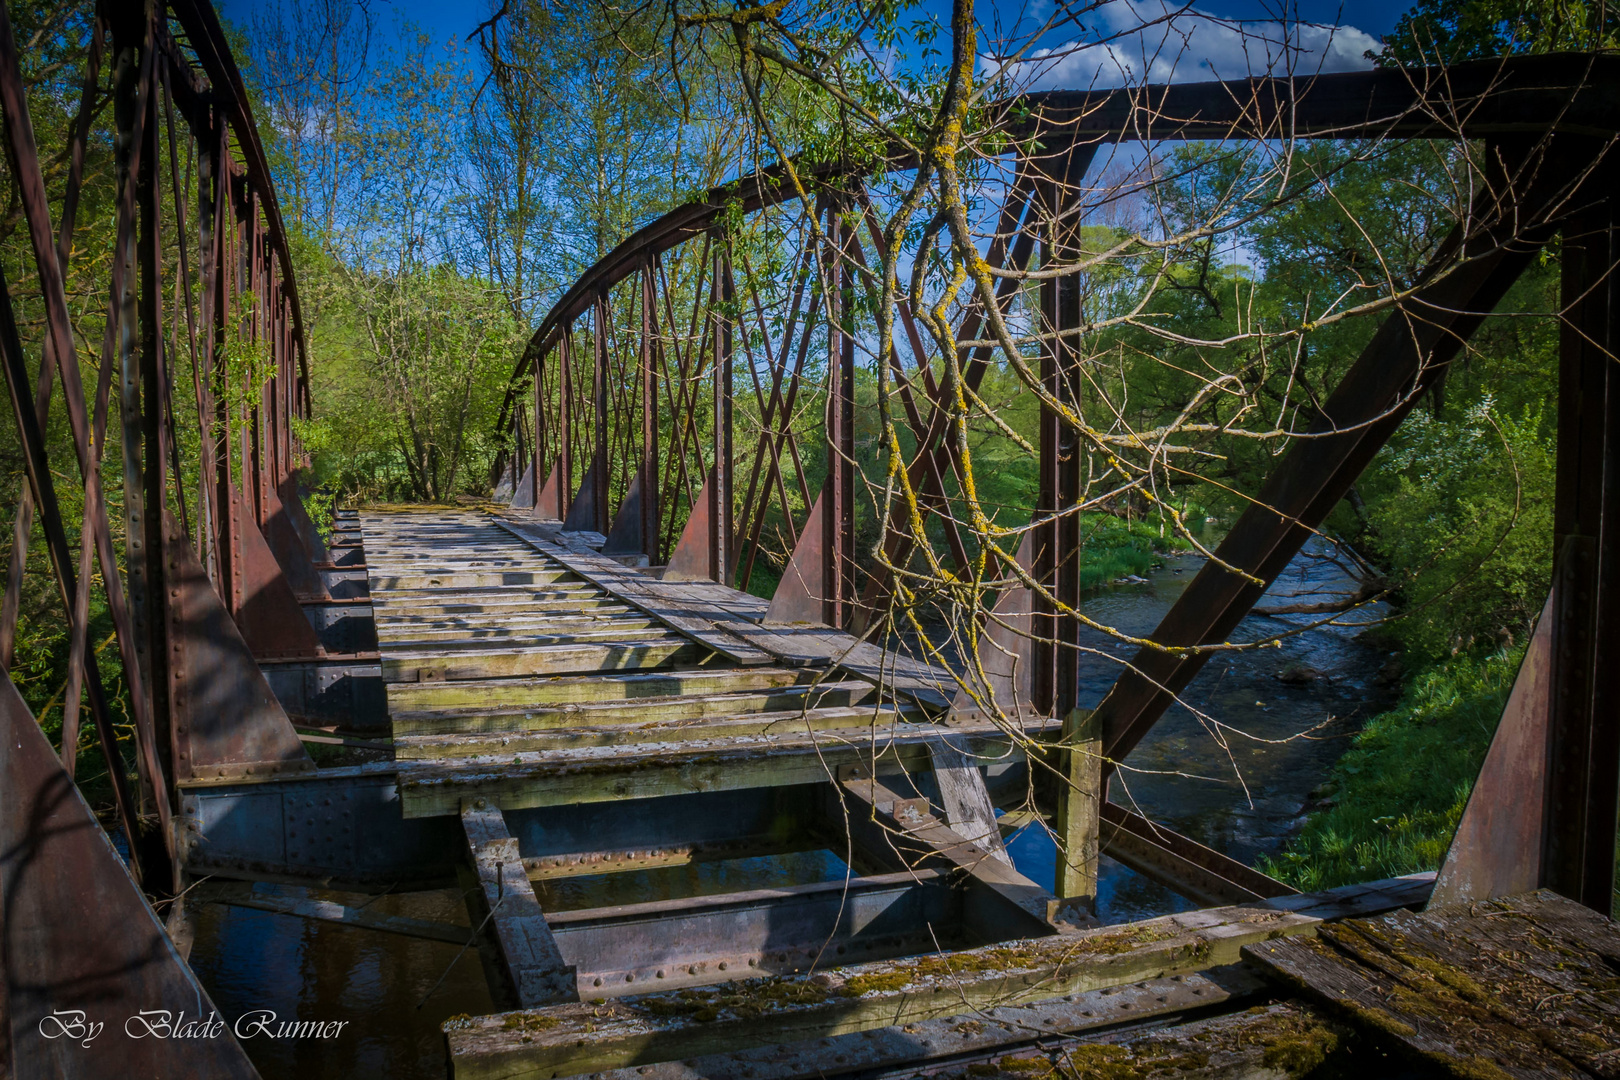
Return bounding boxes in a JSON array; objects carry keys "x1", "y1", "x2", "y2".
[
  {"x1": 194, "y1": 880, "x2": 469, "y2": 944},
  {"x1": 444, "y1": 874, "x2": 1434, "y2": 1078},
  {"x1": 497, "y1": 514, "x2": 957, "y2": 706},
  {"x1": 925, "y1": 737, "x2": 1012, "y2": 866},
  {"x1": 390, "y1": 679, "x2": 883, "y2": 737},
  {"x1": 460, "y1": 801, "x2": 578, "y2": 1008},
  {"x1": 396, "y1": 721, "x2": 1057, "y2": 817},
  {"x1": 380, "y1": 639, "x2": 702, "y2": 682},
  {"x1": 583, "y1": 968, "x2": 1276, "y2": 1080},
  {"x1": 497, "y1": 516, "x2": 774, "y2": 666},
  {"x1": 832, "y1": 770, "x2": 1052, "y2": 940},
  {"x1": 385, "y1": 667, "x2": 816, "y2": 712},
  {"x1": 1244, "y1": 889, "x2": 1620, "y2": 1080},
  {"x1": 1056, "y1": 707, "x2": 1102, "y2": 903},
  {"x1": 394, "y1": 704, "x2": 927, "y2": 759}
]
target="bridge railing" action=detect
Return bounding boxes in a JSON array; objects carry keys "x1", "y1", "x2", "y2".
[{"x1": 0, "y1": 0, "x2": 333, "y2": 891}]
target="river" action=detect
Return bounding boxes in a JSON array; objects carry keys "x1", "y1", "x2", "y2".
[{"x1": 185, "y1": 543, "x2": 1396, "y2": 1078}]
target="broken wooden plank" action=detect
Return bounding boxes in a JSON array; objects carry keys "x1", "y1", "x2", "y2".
[
  {"x1": 443, "y1": 874, "x2": 1434, "y2": 1078},
  {"x1": 830, "y1": 770, "x2": 1053, "y2": 941},
  {"x1": 926, "y1": 737, "x2": 1012, "y2": 866},
  {"x1": 1244, "y1": 889, "x2": 1620, "y2": 1080},
  {"x1": 460, "y1": 801, "x2": 578, "y2": 1008}
]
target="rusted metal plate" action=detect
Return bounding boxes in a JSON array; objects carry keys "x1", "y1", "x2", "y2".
[
  {"x1": 509, "y1": 459, "x2": 536, "y2": 510},
  {"x1": 601, "y1": 466, "x2": 647, "y2": 556},
  {"x1": 260, "y1": 475, "x2": 331, "y2": 601},
  {"x1": 561, "y1": 456, "x2": 604, "y2": 534},
  {"x1": 230, "y1": 484, "x2": 323, "y2": 659},
  {"x1": 664, "y1": 468, "x2": 721, "y2": 583},
  {"x1": 279, "y1": 474, "x2": 331, "y2": 566},
  {"x1": 534, "y1": 460, "x2": 566, "y2": 520},
  {"x1": 1430, "y1": 593, "x2": 1554, "y2": 907},
  {"x1": 762, "y1": 487, "x2": 827, "y2": 624},
  {"x1": 165, "y1": 509, "x2": 315, "y2": 782},
  {"x1": 1, "y1": 671, "x2": 259, "y2": 1077}
]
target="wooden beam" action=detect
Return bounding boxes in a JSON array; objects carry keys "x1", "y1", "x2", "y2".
[
  {"x1": 459, "y1": 801, "x2": 577, "y2": 1009},
  {"x1": 829, "y1": 768, "x2": 1054, "y2": 941}
]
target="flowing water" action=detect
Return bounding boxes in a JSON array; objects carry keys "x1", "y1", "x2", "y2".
[{"x1": 186, "y1": 543, "x2": 1396, "y2": 1079}]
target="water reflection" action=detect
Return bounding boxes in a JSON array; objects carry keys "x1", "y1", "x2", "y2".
[{"x1": 188, "y1": 888, "x2": 490, "y2": 1079}]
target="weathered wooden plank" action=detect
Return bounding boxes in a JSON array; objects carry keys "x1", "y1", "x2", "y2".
[
  {"x1": 390, "y1": 679, "x2": 883, "y2": 737},
  {"x1": 397, "y1": 722, "x2": 1057, "y2": 817},
  {"x1": 497, "y1": 513, "x2": 957, "y2": 705},
  {"x1": 460, "y1": 802, "x2": 578, "y2": 1008},
  {"x1": 394, "y1": 704, "x2": 926, "y2": 758},
  {"x1": 584, "y1": 967, "x2": 1274, "y2": 1080},
  {"x1": 497, "y1": 516, "x2": 775, "y2": 666},
  {"x1": 385, "y1": 667, "x2": 816, "y2": 711},
  {"x1": 380, "y1": 639, "x2": 702, "y2": 682},
  {"x1": 194, "y1": 880, "x2": 469, "y2": 944},
  {"x1": 1244, "y1": 889, "x2": 1620, "y2": 1080},
  {"x1": 443, "y1": 874, "x2": 1434, "y2": 1078},
  {"x1": 369, "y1": 569, "x2": 573, "y2": 590},
  {"x1": 1056, "y1": 708, "x2": 1101, "y2": 902},
  {"x1": 831, "y1": 771, "x2": 1052, "y2": 940},
  {"x1": 926, "y1": 738, "x2": 1012, "y2": 866}
]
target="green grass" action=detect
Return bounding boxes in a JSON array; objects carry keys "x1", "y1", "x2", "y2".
[
  {"x1": 1259, "y1": 648, "x2": 1522, "y2": 893},
  {"x1": 1078, "y1": 513, "x2": 1191, "y2": 591}
]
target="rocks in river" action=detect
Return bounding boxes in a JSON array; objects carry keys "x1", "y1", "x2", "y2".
[
  {"x1": 1375, "y1": 654, "x2": 1404, "y2": 685},
  {"x1": 1275, "y1": 663, "x2": 1320, "y2": 685},
  {"x1": 1114, "y1": 574, "x2": 1150, "y2": 585}
]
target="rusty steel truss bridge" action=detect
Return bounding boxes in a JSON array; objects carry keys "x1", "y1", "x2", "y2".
[{"x1": 2, "y1": 3, "x2": 1619, "y2": 1078}]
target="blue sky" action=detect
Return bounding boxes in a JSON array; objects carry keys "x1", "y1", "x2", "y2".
[{"x1": 218, "y1": 1, "x2": 1419, "y2": 69}]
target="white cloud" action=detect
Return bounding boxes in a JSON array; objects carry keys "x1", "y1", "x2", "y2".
[{"x1": 989, "y1": 1, "x2": 1380, "y2": 91}]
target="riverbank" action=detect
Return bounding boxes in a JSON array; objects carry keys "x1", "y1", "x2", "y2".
[{"x1": 1258, "y1": 648, "x2": 1521, "y2": 893}]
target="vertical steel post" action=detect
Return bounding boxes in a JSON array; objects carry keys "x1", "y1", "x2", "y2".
[
  {"x1": 825, "y1": 202, "x2": 855, "y2": 625},
  {"x1": 642, "y1": 257, "x2": 661, "y2": 560},
  {"x1": 594, "y1": 297, "x2": 609, "y2": 532},
  {"x1": 715, "y1": 245, "x2": 734, "y2": 584},
  {"x1": 1545, "y1": 142, "x2": 1620, "y2": 912},
  {"x1": 561, "y1": 328, "x2": 573, "y2": 516},
  {"x1": 141, "y1": 50, "x2": 173, "y2": 785}
]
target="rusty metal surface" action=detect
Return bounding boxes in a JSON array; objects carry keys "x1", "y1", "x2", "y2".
[
  {"x1": 664, "y1": 468, "x2": 722, "y2": 583},
  {"x1": 1545, "y1": 144, "x2": 1620, "y2": 911},
  {"x1": 534, "y1": 460, "x2": 566, "y2": 520},
  {"x1": 761, "y1": 488, "x2": 828, "y2": 624},
  {"x1": 1099, "y1": 802, "x2": 1296, "y2": 906},
  {"x1": 164, "y1": 509, "x2": 314, "y2": 782},
  {"x1": 1, "y1": 672, "x2": 259, "y2": 1077},
  {"x1": 1431, "y1": 593, "x2": 1555, "y2": 907},
  {"x1": 231, "y1": 485, "x2": 324, "y2": 659}
]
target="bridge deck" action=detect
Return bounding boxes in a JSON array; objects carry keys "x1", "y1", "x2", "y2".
[{"x1": 362, "y1": 507, "x2": 1046, "y2": 819}]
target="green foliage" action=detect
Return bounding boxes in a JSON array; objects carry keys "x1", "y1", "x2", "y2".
[
  {"x1": 1361, "y1": 404, "x2": 1554, "y2": 665},
  {"x1": 1260, "y1": 648, "x2": 1521, "y2": 892},
  {"x1": 1379, "y1": 0, "x2": 1620, "y2": 64}
]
